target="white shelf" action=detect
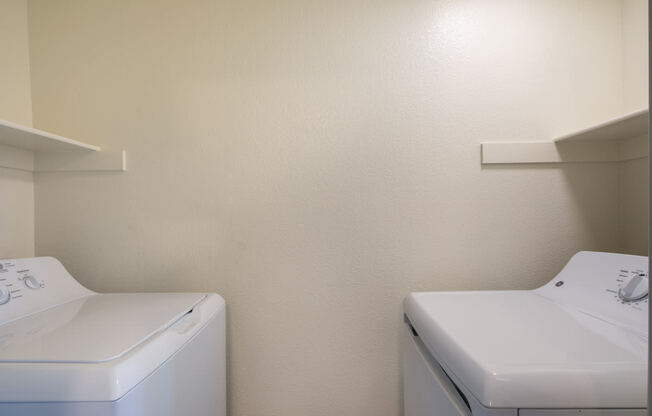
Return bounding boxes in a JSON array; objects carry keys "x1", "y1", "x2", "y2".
[
  {"x1": 0, "y1": 120, "x2": 125, "y2": 172},
  {"x1": 0, "y1": 119, "x2": 100, "y2": 152},
  {"x1": 482, "y1": 109, "x2": 649, "y2": 164},
  {"x1": 553, "y1": 108, "x2": 648, "y2": 143},
  {"x1": 481, "y1": 140, "x2": 622, "y2": 164}
]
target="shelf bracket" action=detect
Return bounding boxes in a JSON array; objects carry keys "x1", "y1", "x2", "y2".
[{"x1": 34, "y1": 150, "x2": 126, "y2": 172}]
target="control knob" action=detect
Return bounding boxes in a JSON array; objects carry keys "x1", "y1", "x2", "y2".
[
  {"x1": 618, "y1": 273, "x2": 649, "y2": 302},
  {"x1": 23, "y1": 276, "x2": 40, "y2": 290},
  {"x1": 0, "y1": 287, "x2": 10, "y2": 305}
]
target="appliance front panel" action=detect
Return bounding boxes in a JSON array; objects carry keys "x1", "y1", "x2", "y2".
[{"x1": 403, "y1": 322, "x2": 471, "y2": 416}]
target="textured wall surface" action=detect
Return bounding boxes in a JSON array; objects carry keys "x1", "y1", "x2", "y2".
[
  {"x1": 619, "y1": 0, "x2": 648, "y2": 255},
  {"x1": 620, "y1": 157, "x2": 648, "y2": 255},
  {"x1": 0, "y1": 0, "x2": 32, "y2": 126},
  {"x1": 26, "y1": 1, "x2": 641, "y2": 415},
  {"x1": 622, "y1": 0, "x2": 649, "y2": 112},
  {"x1": 0, "y1": 0, "x2": 34, "y2": 258}
]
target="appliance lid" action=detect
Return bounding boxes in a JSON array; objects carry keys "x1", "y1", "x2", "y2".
[
  {"x1": 0, "y1": 292, "x2": 206, "y2": 363},
  {"x1": 0, "y1": 293, "x2": 224, "y2": 403},
  {"x1": 404, "y1": 290, "x2": 648, "y2": 409}
]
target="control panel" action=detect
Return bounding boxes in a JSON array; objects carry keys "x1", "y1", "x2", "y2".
[
  {"x1": 536, "y1": 251, "x2": 648, "y2": 337},
  {"x1": 0, "y1": 257, "x2": 92, "y2": 326}
]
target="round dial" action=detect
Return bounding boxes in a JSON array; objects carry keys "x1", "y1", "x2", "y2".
[
  {"x1": 23, "y1": 275, "x2": 40, "y2": 290},
  {"x1": 618, "y1": 273, "x2": 648, "y2": 302},
  {"x1": 0, "y1": 287, "x2": 10, "y2": 305}
]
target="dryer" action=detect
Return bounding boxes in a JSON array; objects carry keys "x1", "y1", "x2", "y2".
[
  {"x1": 0, "y1": 256, "x2": 226, "y2": 416},
  {"x1": 403, "y1": 251, "x2": 648, "y2": 416}
]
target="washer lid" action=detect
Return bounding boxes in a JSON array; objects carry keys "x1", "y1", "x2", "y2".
[
  {"x1": 405, "y1": 291, "x2": 648, "y2": 409},
  {"x1": 0, "y1": 292, "x2": 206, "y2": 363}
]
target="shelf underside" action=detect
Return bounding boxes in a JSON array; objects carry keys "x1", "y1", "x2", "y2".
[
  {"x1": 482, "y1": 135, "x2": 648, "y2": 165},
  {"x1": 0, "y1": 120, "x2": 100, "y2": 152},
  {"x1": 553, "y1": 108, "x2": 648, "y2": 143},
  {"x1": 483, "y1": 108, "x2": 649, "y2": 164},
  {"x1": 0, "y1": 120, "x2": 125, "y2": 172},
  {"x1": 0, "y1": 145, "x2": 126, "y2": 172}
]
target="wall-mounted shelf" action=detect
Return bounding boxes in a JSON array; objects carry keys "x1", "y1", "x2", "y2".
[
  {"x1": 553, "y1": 108, "x2": 648, "y2": 143},
  {"x1": 482, "y1": 108, "x2": 649, "y2": 164},
  {"x1": 0, "y1": 119, "x2": 126, "y2": 172}
]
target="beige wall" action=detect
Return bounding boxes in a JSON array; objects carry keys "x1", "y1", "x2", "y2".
[
  {"x1": 0, "y1": 0, "x2": 32, "y2": 126},
  {"x1": 25, "y1": 1, "x2": 643, "y2": 415},
  {"x1": 620, "y1": 156, "x2": 648, "y2": 255},
  {"x1": 622, "y1": 0, "x2": 649, "y2": 112},
  {"x1": 619, "y1": 0, "x2": 648, "y2": 256},
  {"x1": 0, "y1": 0, "x2": 34, "y2": 258}
]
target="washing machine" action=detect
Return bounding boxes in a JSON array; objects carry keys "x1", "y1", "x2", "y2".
[
  {"x1": 0, "y1": 256, "x2": 226, "y2": 416},
  {"x1": 403, "y1": 251, "x2": 648, "y2": 416}
]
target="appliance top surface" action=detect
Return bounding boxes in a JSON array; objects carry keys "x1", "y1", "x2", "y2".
[
  {"x1": 0, "y1": 292, "x2": 206, "y2": 363},
  {"x1": 0, "y1": 257, "x2": 208, "y2": 363},
  {"x1": 0, "y1": 256, "x2": 226, "y2": 403},
  {"x1": 404, "y1": 251, "x2": 648, "y2": 409}
]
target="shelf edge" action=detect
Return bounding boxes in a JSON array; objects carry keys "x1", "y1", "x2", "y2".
[{"x1": 0, "y1": 120, "x2": 101, "y2": 152}]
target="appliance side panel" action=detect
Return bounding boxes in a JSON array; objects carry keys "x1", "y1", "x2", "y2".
[
  {"x1": 114, "y1": 310, "x2": 225, "y2": 416},
  {"x1": 403, "y1": 322, "x2": 472, "y2": 416},
  {"x1": 0, "y1": 300, "x2": 225, "y2": 415}
]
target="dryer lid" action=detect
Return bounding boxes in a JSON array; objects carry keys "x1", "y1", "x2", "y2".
[
  {"x1": 404, "y1": 251, "x2": 649, "y2": 410},
  {"x1": 0, "y1": 292, "x2": 206, "y2": 363},
  {"x1": 405, "y1": 290, "x2": 648, "y2": 409}
]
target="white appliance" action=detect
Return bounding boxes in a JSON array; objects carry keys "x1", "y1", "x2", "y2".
[
  {"x1": 403, "y1": 251, "x2": 648, "y2": 416},
  {"x1": 0, "y1": 256, "x2": 226, "y2": 416}
]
